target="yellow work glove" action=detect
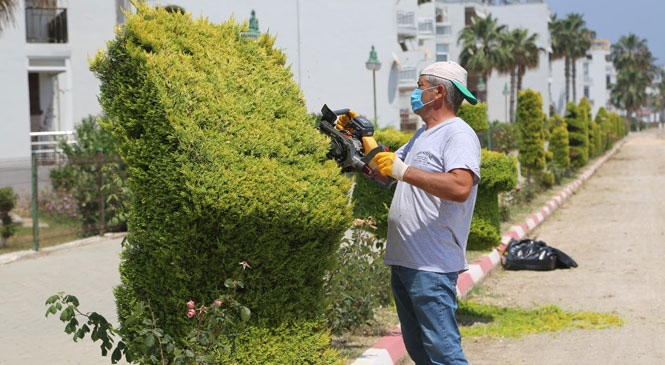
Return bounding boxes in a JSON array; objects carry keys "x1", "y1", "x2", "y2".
[
  {"x1": 361, "y1": 136, "x2": 379, "y2": 156},
  {"x1": 335, "y1": 110, "x2": 358, "y2": 130},
  {"x1": 374, "y1": 152, "x2": 409, "y2": 181}
]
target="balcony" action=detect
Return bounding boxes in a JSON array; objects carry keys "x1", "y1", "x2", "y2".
[
  {"x1": 397, "y1": 11, "x2": 417, "y2": 40},
  {"x1": 26, "y1": 6, "x2": 68, "y2": 43}
]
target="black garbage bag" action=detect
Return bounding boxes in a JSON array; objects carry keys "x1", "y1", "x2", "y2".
[{"x1": 502, "y1": 239, "x2": 578, "y2": 271}]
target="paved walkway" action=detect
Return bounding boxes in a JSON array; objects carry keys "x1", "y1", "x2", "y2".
[{"x1": 0, "y1": 235, "x2": 127, "y2": 364}]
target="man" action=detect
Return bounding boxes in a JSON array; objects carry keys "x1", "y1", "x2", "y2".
[{"x1": 373, "y1": 61, "x2": 481, "y2": 365}]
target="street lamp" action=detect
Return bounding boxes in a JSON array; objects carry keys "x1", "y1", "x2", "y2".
[
  {"x1": 365, "y1": 45, "x2": 382, "y2": 125},
  {"x1": 477, "y1": 76, "x2": 486, "y2": 102},
  {"x1": 502, "y1": 82, "x2": 510, "y2": 122}
]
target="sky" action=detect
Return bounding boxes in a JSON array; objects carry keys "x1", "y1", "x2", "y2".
[{"x1": 546, "y1": 0, "x2": 664, "y2": 66}]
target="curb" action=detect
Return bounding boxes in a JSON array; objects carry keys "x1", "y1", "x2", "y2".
[
  {"x1": 0, "y1": 232, "x2": 127, "y2": 265},
  {"x1": 351, "y1": 140, "x2": 626, "y2": 365}
]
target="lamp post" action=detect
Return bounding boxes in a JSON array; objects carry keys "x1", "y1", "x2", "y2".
[
  {"x1": 365, "y1": 45, "x2": 382, "y2": 125},
  {"x1": 502, "y1": 82, "x2": 510, "y2": 122},
  {"x1": 477, "y1": 76, "x2": 486, "y2": 102}
]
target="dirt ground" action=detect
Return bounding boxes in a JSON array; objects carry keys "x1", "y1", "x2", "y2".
[{"x1": 404, "y1": 127, "x2": 665, "y2": 365}]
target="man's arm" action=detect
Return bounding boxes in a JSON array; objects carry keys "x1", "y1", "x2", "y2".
[
  {"x1": 402, "y1": 167, "x2": 475, "y2": 202},
  {"x1": 373, "y1": 152, "x2": 475, "y2": 202}
]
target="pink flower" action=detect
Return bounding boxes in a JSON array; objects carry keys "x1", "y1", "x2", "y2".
[
  {"x1": 186, "y1": 300, "x2": 195, "y2": 309},
  {"x1": 187, "y1": 309, "x2": 196, "y2": 318},
  {"x1": 214, "y1": 300, "x2": 222, "y2": 307}
]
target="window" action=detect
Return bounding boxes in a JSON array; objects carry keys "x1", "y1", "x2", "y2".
[
  {"x1": 584, "y1": 86, "x2": 590, "y2": 99},
  {"x1": 418, "y1": 18, "x2": 435, "y2": 36},
  {"x1": 435, "y1": 7, "x2": 448, "y2": 23},
  {"x1": 25, "y1": 0, "x2": 68, "y2": 43},
  {"x1": 417, "y1": 0, "x2": 432, "y2": 4},
  {"x1": 436, "y1": 25, "x2": 452, "y2": 36},
  {"x1": 436, "y1": 43, "x2": 449, "y2": 62},
  {"x1": 398, "y1": 67, "x2": 418, "y2": 85}
]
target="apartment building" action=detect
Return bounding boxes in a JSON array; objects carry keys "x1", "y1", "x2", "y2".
[{"x1": 0, "y1": 0, "x2": 128, "y2": 163}]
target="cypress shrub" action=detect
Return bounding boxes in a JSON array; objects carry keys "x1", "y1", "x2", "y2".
[
  {"x1": 458, "y1": 102, "x2": 488, "y2": 131},
  {"x1": 548, "y1": 114, "x2": 570, "y2": 185},
  {"x1": 90, "y1": 4, "x2": 351, "y2": 356},
  {"x1": 579, "y1": 97, "x2": 598, "y2": 158},
  {"x1": 467, "y1": 149, "x2": 517, "y2": 250},
  {"x1": 516, "y1": 90, "x2": 546, "y2": 183},
  {"x1": 564, "y1": 102, "x2": 589, "y2": 168}
]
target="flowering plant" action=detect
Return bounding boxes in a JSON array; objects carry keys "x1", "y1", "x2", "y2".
[{"x1": 46, "y1": 262, "x2": 252, "y2": 364}]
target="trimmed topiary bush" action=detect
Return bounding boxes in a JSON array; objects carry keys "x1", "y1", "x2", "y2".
[
  {"x1": 565, "y1": 102, "x2": 589, "y2": 168},
  {"x1": 516, "y1": 89, "x2": 546, "y2": 183},
  {"x1": 90, "y1": 4, "x2": 351, "y2": 359},
  {"x1": 547, "y1": 114, "x2": 570, "y2": 185},
  {"x1": 467, "y1": 149, "x2": 517, "y2": 250}
]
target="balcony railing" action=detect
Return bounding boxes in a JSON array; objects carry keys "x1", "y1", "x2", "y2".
[
  {"x1": 26, "y1": 6, "x2": 68, "y2": 43},
  {"x1": 397, "y1": 11, "x2": 417, "y2": 40}
]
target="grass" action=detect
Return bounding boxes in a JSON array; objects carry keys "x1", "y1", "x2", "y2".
[{"x1": 0, "y1": 196, "x2": 85, "y2": 255}]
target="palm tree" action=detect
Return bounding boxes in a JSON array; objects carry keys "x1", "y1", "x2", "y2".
[
  {"x1": 457, "y1": 14, "x2": 510, "y2": 103},
  {"x1": 611, "y1": 68, "x2": 650, "y2": 123},
  {"x1": 501, "y1": 28, "x2": 542, "y2": 122},
  {"x1": 549, "y1": 14, "x2": 570, "y2": 104},
  {"x1": 0, "y1": 0, "x2": 16, "y2": 33},
  {"x1": 549, "y1": 13, "x2": 594, "y2": 104},
  {"x1": 610, "y1": 33, "x2": 656, "y2": 121},
  {"x1": 611, "y1": 33, "x2": 653, "y2": 71},
  {"x1": 566, "y1": 14, "x2": 594, "y2": 103}
]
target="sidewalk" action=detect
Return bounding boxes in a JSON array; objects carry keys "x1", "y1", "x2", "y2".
[{"x1": 0, "y1": 234, "x2": 128, "y2": 365}]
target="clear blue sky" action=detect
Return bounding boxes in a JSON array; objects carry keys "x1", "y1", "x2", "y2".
[{"x1": 546, "y1": 0, "x2": 664, "y2": 66}]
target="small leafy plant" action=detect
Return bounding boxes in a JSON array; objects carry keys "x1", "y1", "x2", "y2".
[{"x1": 45, "y1": 263, "x2": 252, "y2": 364}]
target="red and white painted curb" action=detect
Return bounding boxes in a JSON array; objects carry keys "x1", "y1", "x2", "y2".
[{"x1": 350, "y1": 140, "x2": 625, "y2": 365}]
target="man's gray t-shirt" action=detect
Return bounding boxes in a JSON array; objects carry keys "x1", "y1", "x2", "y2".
[{"x1": 384, "y1": 117, "x2": 481, "y2": 274}]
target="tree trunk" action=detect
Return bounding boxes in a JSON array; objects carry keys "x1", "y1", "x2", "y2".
[
  {"x1": 510, "y1": 69, "x2": 517, "y2": 123},
  {"x1": 572, "y1": 58, "x2": 577, "y2": 103},
  {"x1": 564, "y1": 57, "x2": 571, "y2": 104}
]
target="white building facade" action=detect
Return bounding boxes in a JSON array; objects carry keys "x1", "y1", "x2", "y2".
[{"x1": 0, "y1": 0, "x2": 620, "y2": 164}]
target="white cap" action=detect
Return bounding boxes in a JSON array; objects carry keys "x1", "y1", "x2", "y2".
[{"x1": 421, "y1": 61, "x2": 478, "y2": 105}]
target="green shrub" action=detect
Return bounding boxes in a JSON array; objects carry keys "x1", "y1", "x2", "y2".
[
  {"x1": 50, "y1": 115, "x2": 127, "y2": 235},
  {"x1": 323, "y1": 219, "x2": 392, "y2": 335},
  {"x1": 458, "y1": 103, "x2": 488, "y2": 131},
  {"x1": 565, "y1": 102, "x2": 589, "y2": 168},
  {"x1": 216, "y1": 321, "x2": 344, "y2": 364},
  {"x1": 548, "y1": 116, "x2": 571, "y2": 185},
  {"x1": 489, "y1": 121, "x2": 519, "y2": 154},
  {"x1": 90, "y1": 4, "x2": 352, "y2": 358},
  {"x1": 467, "y1": 149, "x2": 517, "y2": 250},
  {"x1": 516, "y1": 90, "x2": 546, "y2": 183},
  {"x1": 0, "y1": 186, "x2": 18, "y2": 246}
]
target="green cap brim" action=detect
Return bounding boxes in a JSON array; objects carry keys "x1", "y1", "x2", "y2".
[{"x1": 452, "y1": 80, "x2": 478, "y2": 105}]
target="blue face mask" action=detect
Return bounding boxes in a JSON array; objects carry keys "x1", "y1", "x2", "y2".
[{"x1": 410, "y1": 86, "x2": 436, "y2": 112}]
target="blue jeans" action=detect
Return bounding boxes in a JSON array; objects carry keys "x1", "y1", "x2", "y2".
[{"x1": 391, "y1": 265, "x2": 468, "y2": 365}]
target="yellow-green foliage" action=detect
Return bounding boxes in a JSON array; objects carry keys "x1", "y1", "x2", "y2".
[
  {"x1": 468, "y1": 149, "x2": 517, "y2": 250},
  {"x1": 516, "y1": 90, "x2": 547, "y2": 182},
  {"x1": 579, "y1": 97, "x2": 599, "y2": 158},
  {"x1": 216, "y1": 321, "x2": 344, "y2": 364},
  {"x1": 90, "y1": 4, "x2": 352, "y2": 352},
  {"x1": 459, "y1": 102, "x2": 488, "y2": 131},
  {"x1": 458, "y1": 301, "x2": 623, "y2": 339},
  {"x1": 565, "y1": 102, "x2": 589, "y2": 168},
  {"x1": 548, "y1": 115, "x2": 571, "y2": 183}
]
